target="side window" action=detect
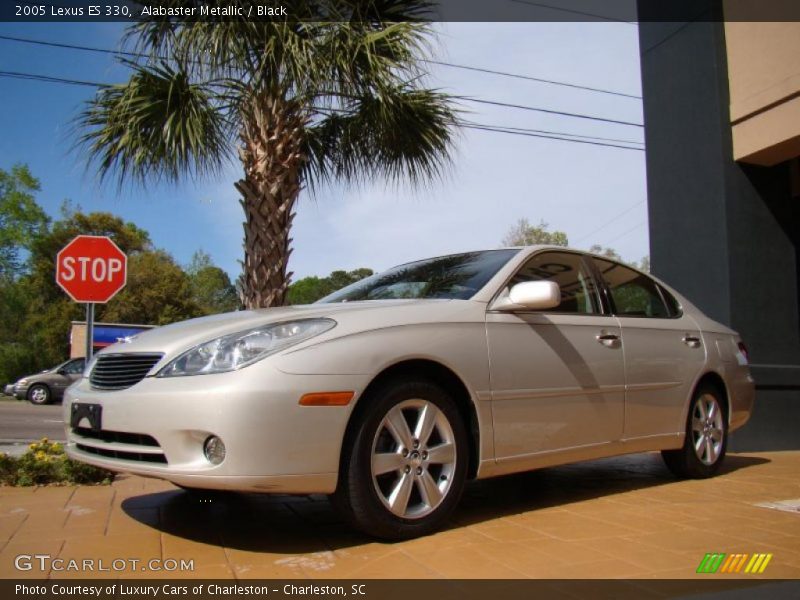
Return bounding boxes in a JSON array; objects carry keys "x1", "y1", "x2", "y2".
[
  {"x1": 510, "y1": 252, "x2": 601, "y2": 314},
  {"x1": 659, "y1": 285, "x2": 683, "y2": 317},
  {"x1": 592, "y1": 258, "x2": 670, "y2": 318},
  {"x1": 64, "y1": 359, "x2": 85, "y2": 374}
]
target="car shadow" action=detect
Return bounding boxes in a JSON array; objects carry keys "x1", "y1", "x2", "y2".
[{"x1": 120, "y1": 452, "x2": 770, "y2": 554}]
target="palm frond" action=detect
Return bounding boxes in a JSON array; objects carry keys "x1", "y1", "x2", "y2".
[
  {"x1": 75, "y1": 61, "x2": 232, "y2": 186},
  {"x1": 304, "y1": 84, "x2": 458, "y2": 190}
]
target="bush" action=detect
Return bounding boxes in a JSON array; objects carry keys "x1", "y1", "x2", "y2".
[{"x1": 0, "y1": 438, "x2": 113, "y2": 486}]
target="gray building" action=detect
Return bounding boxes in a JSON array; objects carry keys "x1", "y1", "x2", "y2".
[{"x1": 638, "y1": 2, "x2": 800, "y2": 449}]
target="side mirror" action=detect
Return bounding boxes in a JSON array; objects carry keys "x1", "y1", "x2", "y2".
[{"x1": 493, "y1": 280, "x2": 561, "y2": 311}]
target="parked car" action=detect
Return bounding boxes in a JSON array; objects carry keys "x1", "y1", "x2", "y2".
[
  {"x1": 64, "y1": 247, "x2": 754, "y2": 539},
  {"x1": 11, "y1": 358, "x2": 86, "y2": 405}
]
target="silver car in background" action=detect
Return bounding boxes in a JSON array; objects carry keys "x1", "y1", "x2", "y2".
[
  {"x1": 64, "y1": 247, "x2": 754, "y2": 539},
  {"x1": 8, "y1": 357, "x2": 85, "y2": 405}
]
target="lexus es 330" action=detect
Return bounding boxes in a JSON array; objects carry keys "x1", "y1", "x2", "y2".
[{"x1": 64, "y1": 247, "x2": 754, "y2": 539}]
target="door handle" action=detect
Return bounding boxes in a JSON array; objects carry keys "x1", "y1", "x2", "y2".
[
  {"x1": 683, "y1": 334, "x2": 702, "y2": 348},
  {"x1": 596, "y1": 333, "x2": 620, "y2": 347}
]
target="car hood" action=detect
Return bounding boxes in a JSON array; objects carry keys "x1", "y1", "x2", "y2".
[{"x1": 95, "y1": 299, "x2": 483, "y2": 361}]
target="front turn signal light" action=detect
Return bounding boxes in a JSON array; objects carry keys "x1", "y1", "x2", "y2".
[{"x1": 299, "y1": 391, "x2": 354, "y2": 406}]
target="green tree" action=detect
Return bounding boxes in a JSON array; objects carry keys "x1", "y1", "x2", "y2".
[
  {"x1": 101, "y1": 250, "x2": 201, "y2": 325},
  {"x1": 187, "y1": 250, "x2": 240, "y2": 314},
  {"x1": 77, "y1": 2, "x2": 458, "y2": 309},
  {"x1": 502, "y1": 219, "x2": 569, "y2": 247},
  {"x1": 288, "y1": 268, "x2": 374, "y2": 304},
  {"x1": 588, "y1": 244, "x2": 650, "y2": 272},
  {"x1": 26, "y1": 204, "x2": 152, "y2": 304},
  {"x1": 0, "y1": 164, "x2": 49, "y2": 278},
  {"x1": 11, "y1": 208, "x2": 154, "y2": 371}
]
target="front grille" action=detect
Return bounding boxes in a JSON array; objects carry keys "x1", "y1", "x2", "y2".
[
  {"x1": 73, "y1": 427, "x2": 160, "y2": 447},
  {"x1": 76, "y1": 444, "x2": 168, "y2": 464},
  {"x1": 89, "y1": 353, "x2": 163, "y2": 390}
]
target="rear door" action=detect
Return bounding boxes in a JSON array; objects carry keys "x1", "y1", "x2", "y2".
[
  {"x1": 591, "y1": 258, "x2": 705, "y2": 439},
  {"x1": 486, "y1": 251, "x2": 625, "y2": 459}
]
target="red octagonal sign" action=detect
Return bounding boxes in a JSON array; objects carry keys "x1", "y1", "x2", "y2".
[{"x1": 56, "y1": 235, "x2": 127, "y2": 303}]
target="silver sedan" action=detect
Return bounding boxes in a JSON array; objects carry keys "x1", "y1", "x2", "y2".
[{"x1": 64, "y1": 246, "x2": 754, "y2": 539}]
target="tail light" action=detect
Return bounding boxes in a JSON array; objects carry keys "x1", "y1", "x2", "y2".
[{"x1": 737, "y1": 341, "x2": 749, "y2": 363}]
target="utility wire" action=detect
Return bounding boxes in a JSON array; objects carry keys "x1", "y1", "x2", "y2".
[
  {"x1": 600, "y1": 220, "x2": 647, "y2": 246},
  {"x1": 468, "y1": 122, "x2": 642, "y2": 145},
  {"x1": 421, "y1": 58, "x2": 641, "y2": 99},
  {"x1": 0, "y1": 33, "x2": 642, "y2": 100},
  {"x1": 0, "y1": 70, "x2": 102, "y2": 87},
  {"x1": 573, "y1": 200, "x2": 645, "y2": 243},
  {"x1": 0, "y1": 69, "x2": 645, "y2": 151},
  {"x1": 508, "y1": 0, "x2": 638, "y2": 25},
  {"x1": 458, "y1": 97, "x2": 643, "y2": 127},
  {"x1": 461, "y1": 124, "x2": 643, "y2": 151}
]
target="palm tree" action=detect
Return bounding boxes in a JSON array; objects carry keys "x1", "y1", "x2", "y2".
[{"x1": 77, "y1": 0, "x2": 458, "y2": 308}]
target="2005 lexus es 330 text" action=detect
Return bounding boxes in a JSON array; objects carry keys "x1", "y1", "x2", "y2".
[{"x1": 64, "y1": 246, "x2": 754, "y2": 539}]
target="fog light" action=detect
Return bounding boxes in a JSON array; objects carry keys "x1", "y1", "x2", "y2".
[{"x1": 203, "y1": 436, "x2": 226, "y2": 465}]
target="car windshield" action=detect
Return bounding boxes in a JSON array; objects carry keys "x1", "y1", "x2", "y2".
[{"x1": 318, "y1": 249, "x2": 519, "y2": 303}]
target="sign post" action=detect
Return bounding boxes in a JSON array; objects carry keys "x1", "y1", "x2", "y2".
[
  {"x1": 85, "y1": 303, "x2": 95, "y2": 361},
  {"x1": 55, "y1": 235, "x2": 128, "y2": 360}
]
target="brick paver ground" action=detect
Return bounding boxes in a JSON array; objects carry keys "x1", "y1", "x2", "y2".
[{"x1": 1, "y1": 451, "x2": 799, "y2": 579}]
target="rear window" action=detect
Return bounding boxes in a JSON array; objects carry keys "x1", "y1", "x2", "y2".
[{"x1": 592, "y1": 258, "x2": 670, "y2": 318}]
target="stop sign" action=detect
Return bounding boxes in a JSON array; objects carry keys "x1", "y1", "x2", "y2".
[{"x1": 56, "y1": 235, "x2": 127, "y2": 303}]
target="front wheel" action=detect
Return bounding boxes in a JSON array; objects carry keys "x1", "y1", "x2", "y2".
[
  {"x1": 333, "y1": 379, "x2": 468, "y2": 540},
  {"x1": 27, "y1": 384, "x2": 52, "y2": 405},
  {"x1": 662, "y1": 385, "x2": 728, "y2": 478}
]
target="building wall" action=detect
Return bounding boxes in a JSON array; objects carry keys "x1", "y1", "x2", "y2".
[
  {"x1": 70, "y1": 325, "x2": 88, "y2": 359},
  {"x1": 638, "y1": 5, "x2": 800, "y2": 451},
  {"x1": 724, "y1": 18, "x2": 800, "y2": 165}
]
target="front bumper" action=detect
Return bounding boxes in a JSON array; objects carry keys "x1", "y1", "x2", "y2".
[
  {"x1": 12, "y1": 383, "x2": 28, "y2": 400},
  {"x1": 64, "y1": 365, "x2": 369, "y2": 494}
]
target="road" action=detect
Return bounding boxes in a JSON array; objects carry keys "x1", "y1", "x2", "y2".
[{"x1": 0, "y1": 399, "x2": 66, "y2": 453}]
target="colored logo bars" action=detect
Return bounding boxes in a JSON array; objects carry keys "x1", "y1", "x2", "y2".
[{"x1": 697, "y1": 553, "x2": 773, "y2": 574}]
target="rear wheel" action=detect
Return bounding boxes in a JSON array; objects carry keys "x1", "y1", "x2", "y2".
[
  {"x1": 662, "y1": 384, "x2": 727, "y2": 478},
  {"x1": 27, "y1": 384, "x2": 51, "y2": 406},
  {"x1": 332, "y1": 379, "x2": 468, "y2": 540}
]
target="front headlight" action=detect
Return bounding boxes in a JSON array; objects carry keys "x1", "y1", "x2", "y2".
[{"x1": 157, "y1": 318, "x2": 336, "y2": 377}]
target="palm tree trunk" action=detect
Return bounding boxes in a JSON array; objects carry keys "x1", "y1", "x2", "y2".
[{"x1": 235, "y1": 94, "x2": 305, "y2": 308}]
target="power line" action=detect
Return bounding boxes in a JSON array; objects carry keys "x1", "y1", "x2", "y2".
[
  {"x1": 459, "y1": 97, "x2": 643, "y2": 127},
  {"x1": 465, "y1": 122, "x2": 642, "y2": 145},
  {"x1": 422, "y1": 59, "x2": 641, "y2": 99},
  {"x1": 600, "y1": 220, "x2": 648, "y2": 246},
  {"x1": 508, "y1": 0, "x2": 638, "y2": 25},
  {"x1": 0, "y1": 69, "x2": 646, "y2": 152},
  {"x1": 573, "y1": 200, "x2": 645, "y2": 243},
  {"x1": 0, "y1": 70, "x2": 103, "y2": 87},
  {"x1": 461, "y1": 123, "x2": 643, "y2": 151},
  {"x1": 0, "y1": 33, "x2": 642, "y2": 100}
]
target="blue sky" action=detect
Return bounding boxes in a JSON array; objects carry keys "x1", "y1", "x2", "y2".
[{"x1": 0, "y1": 21, "x2": 647, "y2": 281}]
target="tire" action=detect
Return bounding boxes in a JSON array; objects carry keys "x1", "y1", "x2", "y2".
[
  {"x1": 27, "y1": 384, "x2": 52, "y2": 406},
  {"x1": 662, "y1": 384, "x2": 728, "y2": 478},
  {"x1": 332, "y1": 379, "x2": 468, "y2": 541}
]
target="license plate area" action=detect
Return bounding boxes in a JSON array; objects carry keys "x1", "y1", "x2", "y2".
[{"x1": 70, "y1": 403, "x2": 103, "y2": 431}]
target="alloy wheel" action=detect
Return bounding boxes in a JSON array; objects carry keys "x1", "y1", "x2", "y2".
[
  {"x1": 370, "y1": 399, "x2": 457, "y2": 519},
  {"x1": 691, "y1": 393, "x2": 724, "y2": 465}
]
